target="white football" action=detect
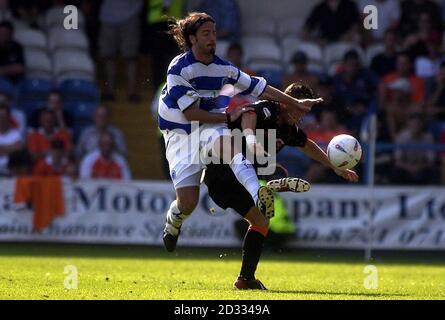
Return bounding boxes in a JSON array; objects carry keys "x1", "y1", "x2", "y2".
[{"x1": 327, "y1": 134, "x2": 362, "y2": 169}]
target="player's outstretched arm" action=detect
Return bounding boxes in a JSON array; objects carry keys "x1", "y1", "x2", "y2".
[
  {"x1": 183, "y1": 101, "x2": 253, "y2": 123},
  {"x1": 260, "y1": 85, "x2": 323, "y2": 113},
  {"x1": 298, "y1": 138, "x2": 359, "y2": 183}
]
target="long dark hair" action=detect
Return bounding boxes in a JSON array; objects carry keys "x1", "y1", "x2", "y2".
[
  {"x1": 284, "y1": 82, "x2": 315, "y2": 99},
  {"x1": 168, "y1": 12, "x2": 215, "y2": 52}
]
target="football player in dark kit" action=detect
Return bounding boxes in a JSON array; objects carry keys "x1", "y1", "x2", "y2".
[{"x1": 204, "y1": 83, "x2": 359, "y2": 290}]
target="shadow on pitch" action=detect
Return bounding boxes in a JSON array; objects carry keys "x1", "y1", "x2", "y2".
[{"x1": 268, "y1": 289, "x2": 409, "y2": 298}]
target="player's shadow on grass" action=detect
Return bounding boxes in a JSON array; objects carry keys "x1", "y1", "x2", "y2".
[{"x1": 268, "y1": 289, "x2": 409, "y2": 298}]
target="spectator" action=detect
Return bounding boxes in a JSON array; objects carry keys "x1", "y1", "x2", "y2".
[
  {"x1": 198, "y1": 0, "x2": 240, "y2": 43},
  {"x1": 79, "y1": 131, "x2": 131, "y2": 180},
  {"x1": 305, "y1": 110, "x2": 351, "y2": 183},
  {"x1": 334, "y1": 50, "x2": 378, "y2": 105},
  {"x1": 333, "y1": 50, "x2": 378, "y2": 132},
  {"x1": 370, "y1": 29, "x2": 399, "y2": 77},
  {"x1": 0, "y1": 103, "x2": 23, "y2": 176},
  {"x1": 151, "y1": 82, "x2": 170, "y2": 180},
  {"x1": 425, "y1": 61, "x2": 445, "y2": 120},
  {"x1": 227, "y1": 42, "x2": 255, "y2": 76},
  {"x1": 414, "y1": 34, "x2": 444, "y2": 78},
  {"x1": 400, "y1": 0, "x2": 442, "y2": 37},
  {"x1": 385, "y1": 78, "x2": 421, "y2": 140},
  {"x1": 12, "y1": 0, "x2": 50, "y2": 29},
  {"x1": 30, "y1": 90, "x2": 74, "y2": 129},
  {"x1": 0, "y1": 0, "x2": 13, "y2": 23},
  {"x1": 226, "y1": 43, "x2": 256, "y2": 109},
  {"x1": 282, "y1": 51, "x2": 319, "y2": 93},
  {"x1": 7, "y1": 149, "x2": 31, "y2": 177},
  {"x1": 440, "y1": 131, "x2": 445, "y2": 184},
  {"x1": 144, "y1": 0, "x2": 183, "y2": 91},
  {"x1": 307, "y1": 110, "x2": 351, "y2": 145},
  {"x1": 358, "y1": 0, "x2": 400, "y2": 41},
  {"x1": 314, "y1": 75, "x2": 347, "y2": 124},
  {"x1": 99, "y1": 0, "x2": 143, "y2": 102},
  {"x1": 27, "y1": 109, "x2": 72, "y2": 160},
  {"x1": 392, "y1": 112, "x2": 435, "y2": 184},
  {"x1": 0, "y1": 91, "x2": 26, "y2": 138},
  {"x1": 379, "y1": 52, "x2": 425, "y2": 109},
  {"x1": 78, "y1": 0, "x2": 102, "y2": 54},
  {"x1": 0, "y1": 21, "x2": 24, "y2": 83},
  {"x1": 303, "y1": 0, "x2": 360, "y2": 44},
  {"x1": 32, "y1": 139, "x2": 69, "y2": 176},
  {"x1": 403, "y1": 11, "x2": 443, "y2": 60},
  {"x1": 64, "y1": 155, "x2": 78, "y2": 180},
  {"x1": 76, "y1": 105, "x2": 127, "y2": 159}
]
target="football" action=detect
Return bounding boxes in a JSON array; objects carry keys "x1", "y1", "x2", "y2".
[{"x1": 327, "y1": 134, "x2": 362, "y2": 169}]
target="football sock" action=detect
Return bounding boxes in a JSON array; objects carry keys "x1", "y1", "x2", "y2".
[
  {"x1": 230, "y1": 153, "x2": 260, "y2": 203},
  {"x1": 240, "y1": 225, "x2": 268, "y2": 280},
  {"x1": 166, "y1": 200, "x2": 189, "y2": 234}
]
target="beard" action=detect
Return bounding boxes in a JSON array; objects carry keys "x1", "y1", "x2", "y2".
[{"x1": 206, "y1": 44, "x2": 216, "y2": 55}]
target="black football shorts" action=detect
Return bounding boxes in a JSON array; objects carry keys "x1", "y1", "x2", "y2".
[{"x1": 203, "y1": 164, "x2": 255, "y2": 217}]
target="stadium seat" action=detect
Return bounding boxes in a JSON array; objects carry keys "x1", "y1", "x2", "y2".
[
  {"x1": 0, "y1": 77, "x2": 15, "y2": 97},
  {"x1": 215, "y1": 40, "x2": 231, "y2": 59},
  {"x1": 53, "y1": 50, "x2": 95, "y2": 83},
  {"x1": 431, "y1": 121, "x2": 445, "y2": 141},
  {"x1": 242, "y1": 18, "x2": 276, "y2": 37},
  {"x1": 13, "y1": 29, "x2": 47, "y2": 51},
  {"x1": 72, "y1": 119, "x2": 93, "y2": 143},
  {"x1": 43, "y1": 6, "x2": 85, "y2": 31},
  {"x1": 58, "y1": 79, "x2": 99, "y2": 103},
  {"x1": 12, "y1": 20, "x2": 29, "y2": 32},
  {"x1": 48, "y1": 28, "x2": 89, "y2": 53},
  {"x1": 281, "y1": 36, "x2": 300, "y2": 65},
  {"x1": 15, "y1": 78, "x2": 53, "y2": 117},
  {"x1": 365, "y1": 44, "x2": 385, "y2": 66},
  {"x1": 256, "y1": 68, "x2": 284, "y2": 88},
  {"x1": 23, "y1": 49, "x2": 52, "y2": 80},
  {"x1": 246, "y1": 58, "x2": 284, "y2": 88},
  {"x1": 278, "y1": 17, "x2": 304, "y2": 38},
  {"x1": 64, "y1": 101, "x2": 97, "y2": 122},
  {"x1": 324, "y1": 42, "x2": 366, "y2": 70},
  {"x1": 242, "y1": 36, "x2": 282, "y2": 66},
  {"x1": 242, "y1": 36, "x2": 284, "y2": 87},
  {"x1": 295, "y1": 42, "x2": 325, "y2": 74}
]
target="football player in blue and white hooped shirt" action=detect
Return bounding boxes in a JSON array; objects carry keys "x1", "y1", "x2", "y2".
[{"x1": 159, "y1": 12, "x2": 323, "y2": 253}]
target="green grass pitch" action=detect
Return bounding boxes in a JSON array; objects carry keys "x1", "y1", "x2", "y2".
[{"x1": 0, "y1": 243, "x2": 444, "y2": 300}]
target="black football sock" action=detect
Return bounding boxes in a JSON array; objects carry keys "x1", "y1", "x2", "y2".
[{"x1": 240, "y1": 226, "x2": 267, "y2": 280}]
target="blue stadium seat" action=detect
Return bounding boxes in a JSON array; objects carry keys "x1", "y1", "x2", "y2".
[
  {"x1": 0, "y1": 77, "x2": 15, "y2": 98},
  {"x1": 72, "y1": 119, "x2": 93, "y2": 143},
  {"x1": 257, "y1": 69, "x2": 283, "y2": 88},
  {"x1": 64, "y1": 101, "x2": 97, "y2": 122},
  {"x1": 15, "y1": 78, "x2": 53, "y2": 118},
  {"x1": 58, "y1": 79, "x2": 99, "y2": 103},
  {"x1": 430, "y1": 121, "x2": 445, "y2": 141}
]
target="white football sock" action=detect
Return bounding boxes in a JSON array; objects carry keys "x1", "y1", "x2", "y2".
[
  {"x1": 230, "y1": 153, "x2": 260, "y2": 203},
  {"x1": 166, "y1": 200, "x2": 189, "y2": 231}
]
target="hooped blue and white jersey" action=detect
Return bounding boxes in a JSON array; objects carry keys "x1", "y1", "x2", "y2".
[{"x1": 158, "y1": 50, "x2": 267, "y2": 134}]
